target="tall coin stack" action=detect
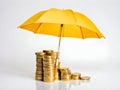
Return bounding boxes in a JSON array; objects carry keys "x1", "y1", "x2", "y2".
[
  {"x1": 35, "y1": 52, "x2": 44, "y2": 81},
  {"x1": 59, "y1": 67, "x2": 71, "y2": 81},
  {"x1": 43, "y1": 50, "x2": 56, "y2": 82}
]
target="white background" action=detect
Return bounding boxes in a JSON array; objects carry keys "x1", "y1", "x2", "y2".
[{"x1": 0, "y1": 0, "x2": 120, "y2": 90}]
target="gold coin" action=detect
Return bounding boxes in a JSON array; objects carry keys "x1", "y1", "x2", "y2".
[
  {"x1": 36, "y1": 59, "x2": 43, "y2": 62},
  {"x1": 61, "y1": 71, "x2": 71, "y2": 74},
  {"x1": 43, "y1": 64, "x2": 55, "y2": 68},
  {"x1": 71, "y1": 73, "x2": 81, "y2": 80},
  {"x1": 43, "y1": 59, "x2": 54, "y2": 62},
  {"x1": 60, "y1": 69, "x2": 71, "y2": 75},
  {"x1": 71, "y1": 73, "x2": 81, "y2": 76},
  {"x1": 43, "y1": 65, "x2": 55, "y2": 68},
  {"x1": 59, "y1": 68, "x2": 70, "y2": 72},
  {"x1": 44, "y1": 68, "x2": 55, "y2": 70},
  {"x1": 44, "y1": 71, "x2": 55, "y2": 75},
  {"x1": 43, "y1": 69, "x2": 55, "y2": 71},
  {"x1": 43, "y1": 68, "x2": 55, "y2": 71},
  {"x1": 36, "y1": 71, "x2": 43, "y2": 75},
  {"x1": 43, "y1": 50, "x2": 53, "y2": 53},
  {"x1": 43, "y1": 50, "x2": 54, "y2": 55},
  {"x1": 59, "y1": 67, "x2": 69, "y2": 70},
  {"x1": 44, "y1": 75, "x2": 55, "y2": 78},
  {"x1": 43, "y1": 60, "x2": 55, "y2": 65},
  {"x1": 61, "y1": 74, "x2": 71, "y2": 77},
  {"x1": 36, "y1": 67, "x2": 43, "y2": 71},
  {"x1": 36, "y1": 77, "x2": 43, "y2": 79},
  {"x1": 43, "y1": 79, "x2": 55, "y2": 82},
  {"x1": 43, "y1": 55, "x2": 55, "y2": 59},
  {"x1": 35, "y1": 75, "x2": 43, "y2": 80},
  {"x1": 43, "y1": 62, "x2": 55, "y2": 65},
  {"x1": 36, "y1": 56, "x2": 43, "y2": 59},
  {"x1": 35, "y1": 52, "x2": 44, "y2": 56},
  {"x1": 61, "y1": 77, "x2": 71, "y2": 81},
  {"x1": 43, "y1": 64, "x2": 55, "y2": 66},
  {"x1": 80, "y1": 76, "x2": 91, "y2": 80},
  {"x1": 35, "y1": 77, "x2": 43, "y2": 80},
  {"x1": 43, "y1": 60, "x2": 55, "y2": 62},
  {"x1": 44, "y1": 76, "x2": 55, "y2": 79},
  {"x1": 36, "y1": 63, "x2": 43, "y2": 67},
  {"x1": 36, "y1": 74, "x2": 43, "y2": 76}
]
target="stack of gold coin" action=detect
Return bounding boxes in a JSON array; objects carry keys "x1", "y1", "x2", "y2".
[
  {"x1": 71, "y1": 73, "x2": 81, "y2": 80},
  {"x1": 59, "y1": 67, "x2": 71, "y2": 81},
  {"x1": 43, "y1": 50, "x2": 58, "y2": 65},
  {"x1": 43, "y1": 55, "x2": 56, "y2": 82},
  {"x1": 35, "y1": 50, "x2": 91, "y2": 82},
  {"x1": 35, "y1": 52, "x2": 44, "y2": 81}
]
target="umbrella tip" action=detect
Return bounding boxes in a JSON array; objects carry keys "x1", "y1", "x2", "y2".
[{"x1": 17, "y1": 26, "x2": 20, "y2": 28}]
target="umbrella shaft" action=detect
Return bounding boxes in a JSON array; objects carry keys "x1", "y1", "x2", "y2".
[{"x1": 58, "y1": 24, "x2": 63, "y2": 67}]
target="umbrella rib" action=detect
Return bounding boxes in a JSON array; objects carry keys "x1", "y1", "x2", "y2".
[
  {"x1": 35, "y1": 23, "x2": 42, "y2": 33},
  {"x1": 96, "y1": 32, "x2": 100, "y2": 39},
  {"x1": 80, "y1": 27, "x2": 84, "y2": 39}
]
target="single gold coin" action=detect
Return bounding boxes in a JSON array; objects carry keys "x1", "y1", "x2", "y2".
[
  {"x1": 37, "y1": 67, "x2": 43, "y2": 71},
  {"x1": 35, "y1": 76, "x2": 43, "y2": 80},
  {"x1": 35, "y1": 52, "x2": 44, "y2": 56},
  {"x1": 43, "y1": 62, "x2": 55, "y2": 66},
  {"x1": 80, "y1": 76, "x2": 91, "y2": 80},
  {"x1": 43, "y1": 56, "x2": 53, "y2": 59},
  {"x1": 36, "y1": 71, "x2": 43, "y2": 75},
  {"x1": 36, "y1": 63, "x2": 43, "y2": 67},
  {"x1": 36, "y1": 59, "x2": 43, "y2": 62},
  {"x1": 43, "y1": 50, "x2": 53, "y2": 55}
]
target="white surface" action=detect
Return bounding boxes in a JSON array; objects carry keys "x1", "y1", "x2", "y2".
[
  {"x1": 0, "y1": 65, "x2": 120, "y2": 90},
  {"x1": 0, "y1": 0, "x2": 120, "y2": 90}
]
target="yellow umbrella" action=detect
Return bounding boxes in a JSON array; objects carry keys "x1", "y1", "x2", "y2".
[{"x1": 18, "y1": 8, "x2": 104, "y2": 67}]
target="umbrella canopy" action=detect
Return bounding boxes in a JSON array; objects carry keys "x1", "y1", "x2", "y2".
[
  {"x1": 18, "y1": 8, "x2": 104, "y2": 67},
  {"x1": 19, "y1": 8, "x2": 104, "y2": 39}
]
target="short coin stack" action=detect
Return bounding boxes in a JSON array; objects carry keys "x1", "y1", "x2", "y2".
[
  {"x1": 71, "y1": 73, "x2": 81, "y2": 80},
  {"x1": 35, "y1": 52, "x2": 44, "y2": 81},
  {"x1": 59, "y1": 67, "x2": 71, "y2": 81}
]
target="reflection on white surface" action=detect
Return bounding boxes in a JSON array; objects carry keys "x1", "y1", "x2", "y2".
[{"x1": 36, "y1": 80, "x2": 89, "y2": 90}]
